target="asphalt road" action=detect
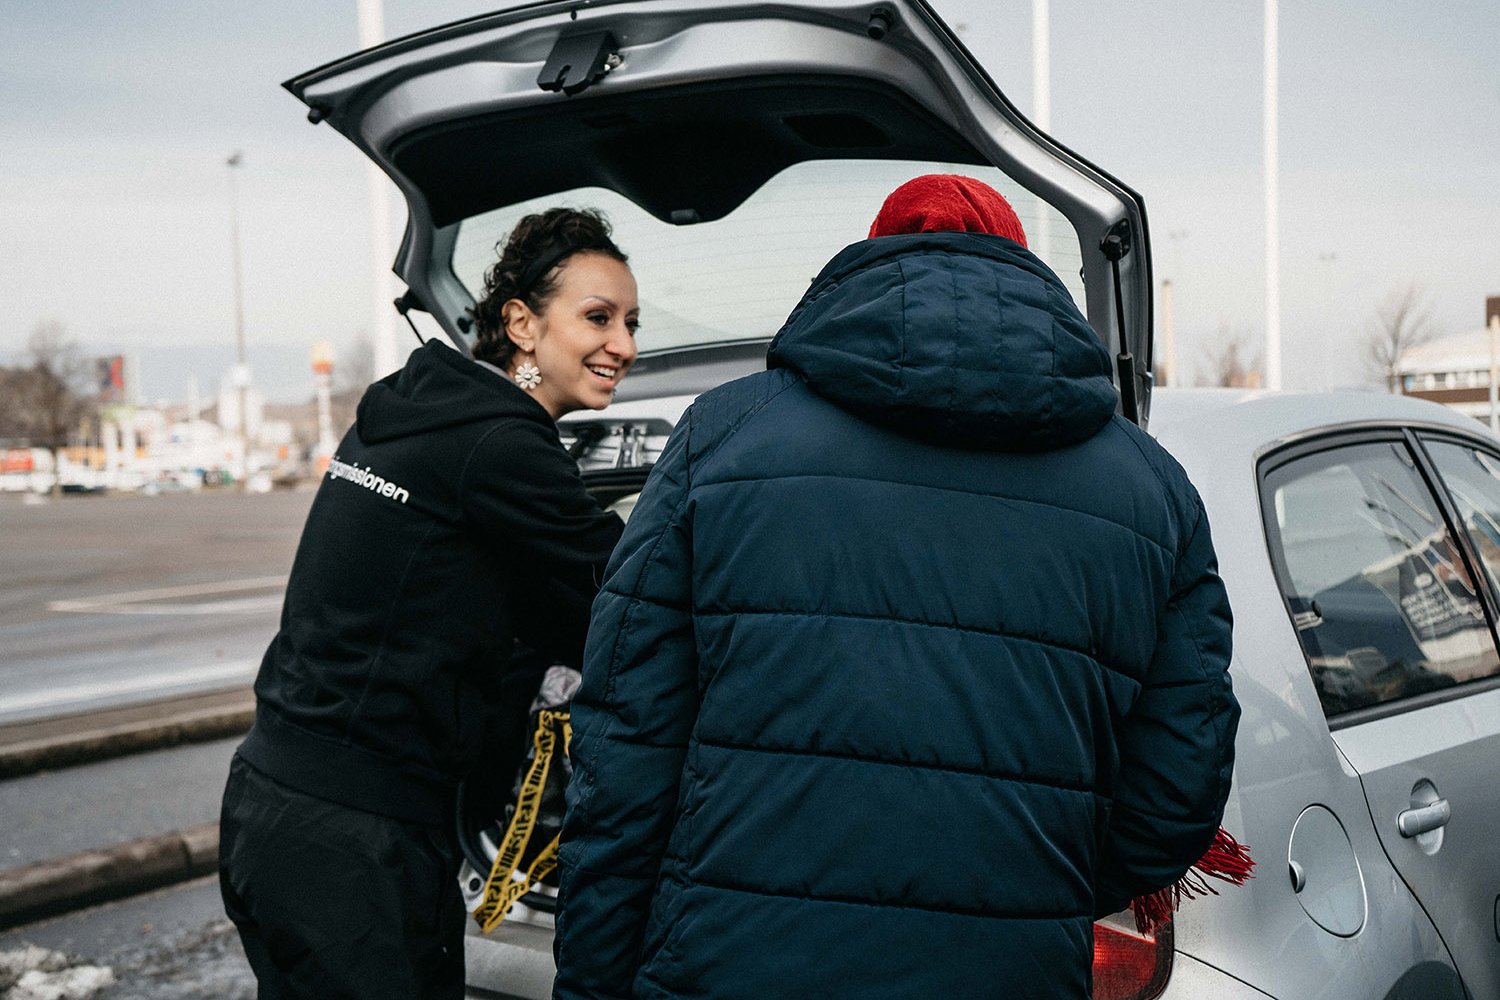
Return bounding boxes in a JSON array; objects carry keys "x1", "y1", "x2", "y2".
[{"x1": 0, "y1": 489, "x2": 312, "y2": 724}]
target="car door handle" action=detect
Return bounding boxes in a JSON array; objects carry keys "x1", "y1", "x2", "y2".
[{"x1": 1397, "y1": 798, "x2": 1451, "y2": 838}]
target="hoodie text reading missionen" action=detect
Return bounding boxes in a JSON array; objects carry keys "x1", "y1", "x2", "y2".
[{"x1": 327, "y1": 455, "x2": 411, "y2": 504}]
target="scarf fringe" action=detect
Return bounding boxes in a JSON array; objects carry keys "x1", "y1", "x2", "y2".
[{"x1": 1128, "y1": 827, "x2": 1256, "y2": 934}]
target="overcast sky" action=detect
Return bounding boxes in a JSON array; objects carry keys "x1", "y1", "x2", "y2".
[{"x1": 2, "y1": 0, "x2": 1497, "y2": 401}]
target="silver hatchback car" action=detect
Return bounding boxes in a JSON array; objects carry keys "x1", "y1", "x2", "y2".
[{"x1": 288, "y1": 2, "x2": 1500, "y2": 997}]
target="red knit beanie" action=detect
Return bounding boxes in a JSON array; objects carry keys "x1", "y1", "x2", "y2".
[{"x1": 868, "y1": 174, "x2": 1028, "y2": 248}]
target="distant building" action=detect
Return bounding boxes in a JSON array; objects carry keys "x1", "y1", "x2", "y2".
[
  {"x1": 1398, "y1": 328, "x2": 1500, "y2": 424},
  {"x1": 216, "y1": 381, "x2": 268, "y2": 440}
]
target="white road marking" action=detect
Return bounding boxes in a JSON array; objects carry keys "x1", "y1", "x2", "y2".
[
  {"x1": 0, "y1": 659, "x2": 260, "y2": 717},
  {"x1": 47, "y1": 576, "x2": 286, "y2": 615}
]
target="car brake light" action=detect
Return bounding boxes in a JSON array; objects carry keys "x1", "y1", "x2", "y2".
[{"x1": 1092, "y1": 913, "x2": 1172, "y2": 1000}]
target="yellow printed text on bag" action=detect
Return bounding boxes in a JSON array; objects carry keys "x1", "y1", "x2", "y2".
[{"x1": 475, "y1": 710, "x2": 572, "y2": 934}]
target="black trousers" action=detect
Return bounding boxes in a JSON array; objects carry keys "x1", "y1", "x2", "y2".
[{"x1": 219, "y1": 755, "x2": 466, "y2": 1000}]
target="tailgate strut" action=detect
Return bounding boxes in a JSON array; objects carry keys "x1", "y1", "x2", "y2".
[{"x1": 1101, "y1": 220, "x2": 1139, "y2": 425}]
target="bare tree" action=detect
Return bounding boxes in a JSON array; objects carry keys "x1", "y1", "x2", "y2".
[
  {"x1": 1364, "y1": 283, "x2": 1436, "y2": 392},
  {"x1": 0, "y1": 367, "x2": 29, "y2": 439},
  {"x1": 8, "y1": 320, "x2": 97, "y2": 493},
  {"x1": 1197, "y1": 323, "x2": 1264, "y2": 388}
]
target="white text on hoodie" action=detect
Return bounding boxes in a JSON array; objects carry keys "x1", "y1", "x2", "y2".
[{"x1": 327, "y1": 456, "x2": 411, "y2": 504}]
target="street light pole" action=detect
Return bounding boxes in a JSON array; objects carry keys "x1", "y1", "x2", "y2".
[
  {"x1": 1263, "y1": 0, "x2": 1281, "y2": 389},
  {"x1": 358, "y1": 0, "x2": 399, "y2": 380},
  {"x1": 226, "y1": 151, "x2": 251, "y2": 486},
  {"x1": 1032, "y1": 0, "x2": 1052, "y2": 262},
  {"x1": 1160, "y1": 278, "x2": 1176, "y2": 388},
  {"x1": 1317, "y1": 251, "x2": 1338, "y2": 390},
  {"x1": 1165, "y1": 230, "x2": 1187, "y2": 387},
  {"x1": 1487, "y1": 297, "x2": 1500, "y2": 433}
]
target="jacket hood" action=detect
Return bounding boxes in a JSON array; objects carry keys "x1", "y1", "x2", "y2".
[
  {"x1": 356, "y1": 340, "x2": 550, "y2": 443},
  {"x1": 767, "y1": 232, "x2": 1117, "y2": 451}
]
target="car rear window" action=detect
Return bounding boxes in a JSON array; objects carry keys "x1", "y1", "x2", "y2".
[{"x1": 449, "y1": 159, "x2": 1087, "y2": 356}]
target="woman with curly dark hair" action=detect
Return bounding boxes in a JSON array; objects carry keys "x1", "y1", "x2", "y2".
[
  {"x1": 220, "y1": 207, "x2": 638, "y2": 999},
  {"x1": 470, "y1": 207, "x2": 638, "y2": 417}
]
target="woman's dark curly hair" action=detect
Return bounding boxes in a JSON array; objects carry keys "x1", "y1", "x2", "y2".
[{"x1": 470, "y1": 207, "x2": 629, "y2": 368}]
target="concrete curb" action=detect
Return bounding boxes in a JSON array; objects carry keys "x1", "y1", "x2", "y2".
[
  {"x1": 0, "y1": 691, "x2": 254, "y2": 779},
  {"x1": 0, "y1": 823, "x2": 219, "y2": 931}
]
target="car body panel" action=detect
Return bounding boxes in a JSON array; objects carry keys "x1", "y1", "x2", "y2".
[
  {"x1": 284, "y1": 0, "x2": 1155, "y2": 421},
  {"x1": 466, "y1": 919, "x2": 1302, "y2": 1000},
  {"x1": 469, "y1": 387, "x2": 1500, "y2": 1000},
  {"x1": 463, "y1": 918, "x2": 552, "y2": 1000},
  {"x1": 1364, "y1": 431, "x2": 1500, "y2": 1000},
  {"x1": 283, "y1": 0, "x2": 1500, "y2": 991},
  {"x1": 1151, "y1": 390, "x2": 1492, "y2": 999},
  {"x1": 469, "y1": 386, "x2": 1494, "y2": 1000},
  {"x1": 1330, "y1": 624, "x2": 1500, "y2": 1000},
  {"x1": 1163, "y1": 952, "x2": 1276, "y2": 999}
]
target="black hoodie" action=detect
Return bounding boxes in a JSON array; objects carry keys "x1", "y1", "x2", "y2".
[{"x1": 238, "y1": 341, "x2": 622, "y2": 824}]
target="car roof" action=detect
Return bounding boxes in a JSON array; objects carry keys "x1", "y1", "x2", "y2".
[
  {"x1": 577, "y1": 360, "x2": 1498, "y2": 471},
  {"x1": 1150, "y1": 387, "x2": 1494, "y2": 464}
]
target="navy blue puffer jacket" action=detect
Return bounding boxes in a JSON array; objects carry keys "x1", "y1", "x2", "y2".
[{"x1": 555, "y1": 232, "x2": 1237, "y2": 1000}]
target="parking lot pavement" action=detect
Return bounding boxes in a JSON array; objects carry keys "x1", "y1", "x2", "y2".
[
  {"x1": 0, "y1": 490, "x2": 304, "y2": 934},
  {"x1": 0, "y1": 875, "x2": 255, "y2": 1000},
  {"x1": 0, "y1": 734, "x2": 240, "y2": 929},
  {"x1": 0, "y1": 489, "x2": 306, "y2": 727},
  {"x1": 0, "y1": 736, "x2": 238, "y2": 874}
]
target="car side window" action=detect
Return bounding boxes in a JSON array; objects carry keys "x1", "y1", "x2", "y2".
[
  {"x1": 1424, "y1": 440, "x2": 1500, "y2": 603},
  {"x1": 1263, "y1": 440, "x2": 1499, "y2": 718}
]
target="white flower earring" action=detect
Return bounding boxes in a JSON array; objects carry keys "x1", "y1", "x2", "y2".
[{"x1": 514, "y1": 359, "x2": 542, "y2": 390}]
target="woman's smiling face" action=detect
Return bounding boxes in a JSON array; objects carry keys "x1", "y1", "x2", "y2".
[{"x1": 504, "y1": 252, "x2": 639, "y2": 419}]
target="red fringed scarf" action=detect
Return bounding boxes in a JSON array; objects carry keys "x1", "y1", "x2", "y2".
[{"x1": 1129, "y1": 826, "x2": 1256, "y2": 934}]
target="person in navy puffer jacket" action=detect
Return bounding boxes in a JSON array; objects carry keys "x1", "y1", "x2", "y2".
[{"x1": 554, "y1": 175, "x2": 1238, "y2": 1000}]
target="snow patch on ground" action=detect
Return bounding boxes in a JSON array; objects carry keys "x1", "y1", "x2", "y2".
[
  {"x1": 1, "y1": 915, "x2": 254, "y2": 1000},
  {"x1": 103, "y1": 918, "x2": 254, "y2": 1000},
  {"x1": 0, "y1": 946, "x2": 66, "y2": 991},
  {"x1": 0, "y1": 946, "x2": 114, "y2": 999}
]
